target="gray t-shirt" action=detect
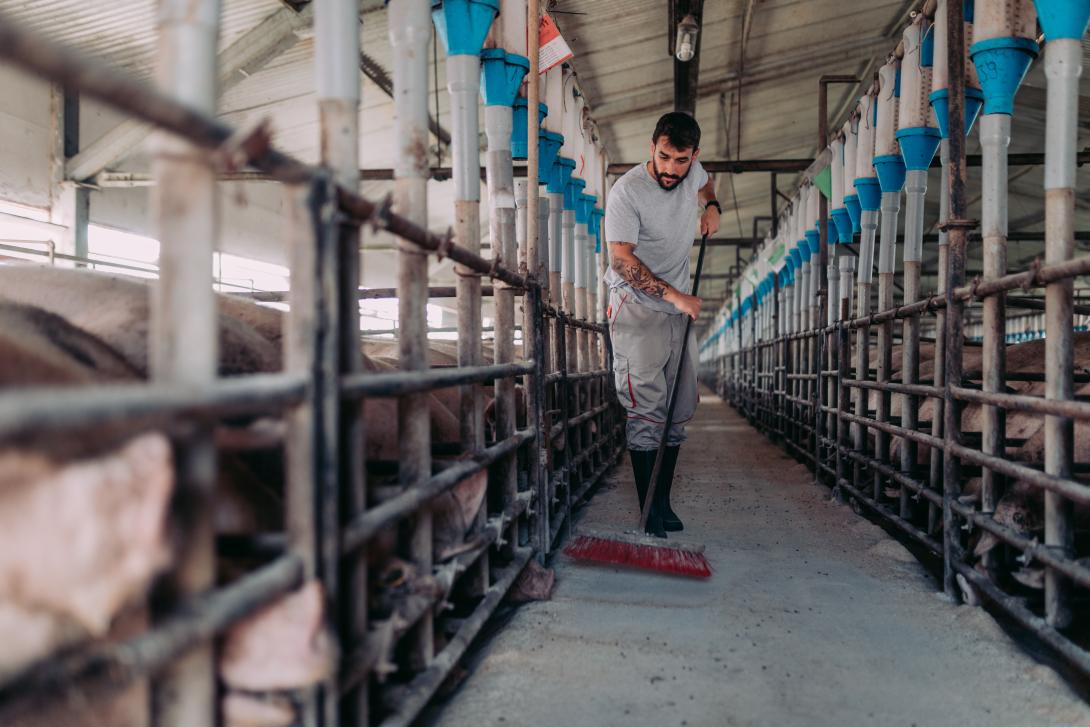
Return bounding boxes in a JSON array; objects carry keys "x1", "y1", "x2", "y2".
[{"x1": 603, "y1": 159, "x2": 709, "y2": 313}]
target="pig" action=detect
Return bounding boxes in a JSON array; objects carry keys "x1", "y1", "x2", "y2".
[
  {"x1": 0, "y1": 264, "x2": 281, "y2": 377},
  {"x1": 0, "y1": 302, "x2": 174, "y2": 727}
]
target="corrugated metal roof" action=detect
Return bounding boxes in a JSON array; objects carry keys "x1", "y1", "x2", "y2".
[{"x1": 1, "y1": 0, "x2": 283, "y2": 76}]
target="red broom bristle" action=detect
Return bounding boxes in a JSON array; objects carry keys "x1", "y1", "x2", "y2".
[{"x1": 563, "y1": 535, "x2": 712, "y2": 579}]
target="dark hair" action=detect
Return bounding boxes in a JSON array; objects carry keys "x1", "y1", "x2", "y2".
[{"x1": 651, "y1": 112, "x2": 701, "y2": 151}]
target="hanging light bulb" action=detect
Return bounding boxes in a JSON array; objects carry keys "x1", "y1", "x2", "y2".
[{"x1": 675, "y1": 13, "x2": 699, "y2": 62}]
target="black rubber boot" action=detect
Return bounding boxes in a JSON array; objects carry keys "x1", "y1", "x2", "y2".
[
  {"x1": 658, "y1": 445, "x2": 684, "y2": 532},
  {"x1": 629, "y1": 449, "x2": 666, "y2": 538}
]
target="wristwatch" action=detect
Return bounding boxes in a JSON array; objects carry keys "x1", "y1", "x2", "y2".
[{"x1": 704, "y1": 200, "x2": 722, "y2": 214}]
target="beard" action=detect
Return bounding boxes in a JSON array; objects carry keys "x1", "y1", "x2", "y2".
[{"x1": 650, "y1": 157, "x2": 691, "y2": 191}]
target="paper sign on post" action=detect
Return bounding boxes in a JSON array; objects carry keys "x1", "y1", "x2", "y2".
[{"x1": 539, "y1": 14, "x2": 573, "y2": 73}]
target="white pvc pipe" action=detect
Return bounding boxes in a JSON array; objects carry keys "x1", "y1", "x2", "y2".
[
  {"x1": 843, "y1": 119, "x2": 857, "y2": 199},
  {"x1": 875, "y1": 60, "x2": 900, "y2": 157},
  {"x1": 390, "y1": 0, "x2": 431, "y2": 182},
  {"x1": 500, "y1": 0, "x2": 528, "y2": 56},
  {"x1": 544, "y1": 66, "x2": 563, "y2": 135},
  {"x1": 831, "y1": 138, "x2": 845, "y2": 211},
  {"x1": 548, "y1": 193, "x2": 563, "y2": 273},
  {"x1": 877, "y1": 191, "x2": 899, "y2": 275},
  {"x1": 448, "y1": 54, "x2": 483, "y2": 200},
  {"x1": 898, "y1": 19, "x2": 934, "y2": 130},
  {"x1": 903, "y1": 169, "x2": 927, "y2": 264},
  {"x1": 561, "y1": 208, "x2": 575, "y2": 284}
]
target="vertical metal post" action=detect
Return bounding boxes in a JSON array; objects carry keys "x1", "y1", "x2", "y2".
[
  {"x1": 525, "y1": 0, "x2": 551, "y2": 559},
  {"x1": 929, "y1": 139, "x2": 950, "y2": 533},
  {"x1": 979, "y1": 112, "x2": 1010, "y2": 571},
  {"x1": 390, "y1": 0, "x2": 432, "y2": 686},
  {"x1": 1042, "y1": 32, "x2": 1081, "y2": 629},
  {"x1": 149, "y1": 1, "x2": 220, "y2": 724},
  {"x1": 285, "y1": 175, "x2": 340, "y2": 727},
  {"x1": 942, "y1": 0, "x2": 968, "y2": 601}
]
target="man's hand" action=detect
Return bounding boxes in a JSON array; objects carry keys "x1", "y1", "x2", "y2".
[
  {"x1": 666, "y1": 289, "x2": 702, "y2": 320},
  {"x1": 700, "y1": 205, "x2": 720, "y2": 237}
]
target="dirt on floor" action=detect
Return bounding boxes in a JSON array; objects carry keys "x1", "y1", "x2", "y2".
[{"x1": 426, "y1": 389, "x2": 1090, "y2": 727}]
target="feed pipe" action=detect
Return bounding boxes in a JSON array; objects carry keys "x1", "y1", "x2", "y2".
[
  {"x1": 544, "y1": 66, "x2": 566, "y2": 297},
  {"x1": 1034, "y1": 0, "x2": 1089, "y2": 629},
  {"x1": 972, "y1": 0, "x2": 1040, "y2": 561},
  {"x1": 560, "y1": 70, "x2": 580, "y2": 327},
  {"x1": 843, "y1": 117, "x2": 861, "y2": 236},
  {"x1": 806, "y1": 181, "x2": 822, "y2": 329},
  {"x1": 830, "y1": 135, "x2": 851, "y2": 245},
  {"x1": 873, "y1": 57, "x2": 904, "y2": 503}
]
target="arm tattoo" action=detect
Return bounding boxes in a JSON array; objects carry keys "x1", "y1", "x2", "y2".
[{"x1": 611, "y1": 253, "x2": 669, "y2": 299}]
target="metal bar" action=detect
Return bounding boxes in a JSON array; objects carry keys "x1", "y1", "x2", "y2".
[
  {"x1": 341, "y1": 429, "x2": 534, "y2": 553},
  {"x1": 843, "y1": 379, "x2": 942, "y2": 399},
  {"x1": 951, "y1": 386, "x2": 1090, "y2": 420},
  {"x1": 0, "y1": 374, "x2": 305, "y2": 438},
  {"x1": 1042, "y1": 33, "x2": 1081, "y2": 630},
  {"x1": 377, "y1": 548, "x2": 533, "y2": 727},
  {"x1": 949, "y1": 500, "x2": 1090, "y2": 590},
  {"x1": 941, "y1": 0, "x2": 968, "y2": 602},
  {"x1": 341, "y1": 362, "x2": 533, "y2": 398},
  {"x1": 148, "y1": 2, "x2": 220, "y2": 719},
  {"x1": 383, "y1": 0, "x2": 432, "y2": 715},
  {"x1": 836, "y1": 478, "x2": 943, "y2": 554},
  {"x1": 952, "y1": 562, "x2": 1090, "y2": 677},
  {"x1": 0, "y1": 554, "x2": 304, "y2": 723},
  {"x1": 318, "y1": 3, "x2": 363, "y2": 718}
]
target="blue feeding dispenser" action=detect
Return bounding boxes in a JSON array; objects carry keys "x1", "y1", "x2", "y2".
[
  {"x1": 826, "y1": 218, "x2": 840, "y2": 246},
  {"x1": 796, "y1": 239, "x2": 811, "y2": 264},
  {"x1": 592, "y1": 208, "x2": 605, "y2": 252},
  {"x1": 896, "y1": 126, "x2": 942, "y2": 171},
  {"x1": 970, "y1": 36, "x2": 1039, "y2": 116},
  {"x1": 929, "y1": 87, "x2": 985, "y2": 138},
  {"x1": 844, "y1": 194, "x2": 862, "y2": 235},
  {"x1": 512, "y1": 98, "x2": 548, "y2": 159},
  {"x1": 873, "y1": 154, "x2": 907, "y2": 193},
  {"x1": 565, "y1": 177, "x2": 586, "y2": 211},
  {"x1": 805, "y1": 228, "x2": 821, "y2": 257},
  {"x1": 577, "y1": 192, "x2": 595, "y2": 226},
  {"x1": 432, "y1": 0, "x2": 500, "y2": 56},
  {"x1": 480, "y1": 49, "x2": 528, "y2": 107},
  {"x1": 538, "y1": 130, "x2": 563, "y2": 185},
  {"x1": 1035, "y1": 0, "x2": 1090, "y2": 40},
  {"x1": 549, "y1": 156, "x2": 574, "y2": 196},
  {"x1": 854, "y1": 177, "x2": 882, "y2": 212},
  {"x1": 831, "y1": 206, "x2": 853, "y2": 244}
]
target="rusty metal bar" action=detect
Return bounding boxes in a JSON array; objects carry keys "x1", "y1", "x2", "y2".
[
  {"x1": 341, "y1": 429, "x2": 535, "y2": 553},
  {"x1": 941, "y1": 0, "x2": 968, "y2": 602}
]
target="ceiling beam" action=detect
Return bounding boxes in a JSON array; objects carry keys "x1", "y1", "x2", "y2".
[
  {"x1": 594, "y1": 33, "x2": 893, "y2": 124},
  {"x1": 66, "y1": 3, "x2": 316, "y2": 181}
]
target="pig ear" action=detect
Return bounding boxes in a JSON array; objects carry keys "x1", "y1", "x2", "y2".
[
  {"x1": 64, "y1": 433, "x2": 174, "y2": 634},
  {"x1": 973, "y1": 532, "x2": 999, "y2": 558}
]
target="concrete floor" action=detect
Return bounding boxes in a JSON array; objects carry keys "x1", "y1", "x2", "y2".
[{"x1": 430, "y1": 390, "x2": 1090, "y2": 727}]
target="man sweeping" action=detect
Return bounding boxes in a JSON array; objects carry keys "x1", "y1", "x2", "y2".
[{"x1": 604, "y1": 112, "x2": 720, "y2": 538}]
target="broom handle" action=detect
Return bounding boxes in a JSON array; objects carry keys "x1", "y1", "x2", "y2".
[{"x1": 639, "y1": 232, "x2": 708, "y2": 530}]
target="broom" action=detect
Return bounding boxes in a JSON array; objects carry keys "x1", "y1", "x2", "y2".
[{"x1": 564, "y1": 232, "x2": 712, "y2": 578}]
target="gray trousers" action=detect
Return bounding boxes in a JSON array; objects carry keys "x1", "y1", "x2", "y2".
[{"x1": 608, "y1": 288, "x2": 698, "y2": 451}]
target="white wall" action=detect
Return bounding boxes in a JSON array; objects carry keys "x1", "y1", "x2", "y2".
[{"x1": 0, "y1": 66, "x2": 55, "y2": 210}]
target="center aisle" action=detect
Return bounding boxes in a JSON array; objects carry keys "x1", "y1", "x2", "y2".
[{"x1": 429, "y1": 389, "x2": 1090, "y2": 727}]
